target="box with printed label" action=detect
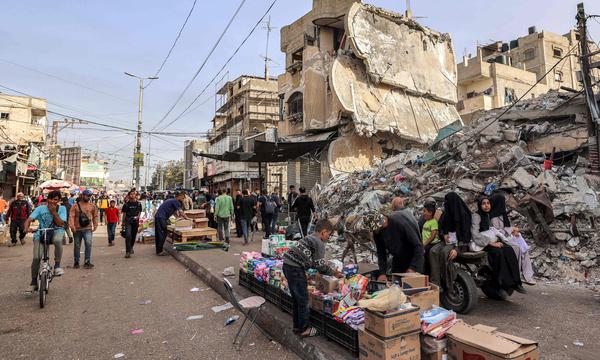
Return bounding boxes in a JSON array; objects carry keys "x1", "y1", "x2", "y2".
[
  {"x1": 364, "y1": 306, "x2": 420, "y2": 339},
  {"x1": 358, "y1": 329, "x2": 420, "y2": 360},
  {"x1": 316, "y1": 274, "x2": 339, "y2": 294},
  {"x1": 404, "y1": 283, "x2": 440, "y2": 311}
]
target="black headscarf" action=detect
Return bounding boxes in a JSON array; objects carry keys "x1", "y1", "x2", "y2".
[
  {"x1": 489, "y1": 193, "x2": 511, "y2": 227},
  {"x1": 476, "y1": 196, "x2": 491, "y2": 232},
  {"x1": 440, "y1": 192, "x2": 472, "y2": 245}
]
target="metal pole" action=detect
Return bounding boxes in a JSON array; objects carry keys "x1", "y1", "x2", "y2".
[
  {"x1": 576, "y1": 2, "x2": 600, "y2": 173},
  {"x1": 145, "y1": 134, "x2": 151, "y2": 191},
  {"x1": 133, "y1": 78, "x2": 144, "y2": 189}
]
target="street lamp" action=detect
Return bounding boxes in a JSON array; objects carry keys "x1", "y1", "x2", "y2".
[{"x1": 124, "y1": 72, "x2": 158, "y2": 189}]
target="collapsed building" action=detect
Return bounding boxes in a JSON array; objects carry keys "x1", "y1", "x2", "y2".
[
  {"x1": 277, "y1": 0, "x2": 461, "y2": 189},
  {"x1": 315, "y1": 90, "x2": 600, "y2": 284}
]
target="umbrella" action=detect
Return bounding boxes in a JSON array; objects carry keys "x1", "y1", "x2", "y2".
[{"x1": 39, "y1": 179, "x2": 71, "y2": 189}]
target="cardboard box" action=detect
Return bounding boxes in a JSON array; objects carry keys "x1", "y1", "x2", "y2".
[
  {"x1": 406, "y1": 284, "x2": 440, "y2": 311},
  {"x1": 174, "y1": 219, "x2": 193, "y2": 229},
  {"x1": 447, "y1": 323, "x2": 539, "y2": 360},
  {"x1": 421, "y1": 336, "x2": 447, "y2": 360},
  {"x1": 185, "y1": 209, "x2": 206, "y2": 218},
  {"x1": 359, "y1": 329, "x2": 421, "y2": 360},
  {"x1": 364, "y1": 306, "x2": 420, "y2": 339},
  {"x1": 192, "y1": 218, "x2": 209, "y2": 228},
  {"x1": 316, "y1": 274, "x2": 339, "y2": 294},
  {"x1": 392, "y1": 273, "x2": 429, "y2": 289},
  {"x1": 309, "y1": 293, "x2": 324, "y2": 312},
  {"x1": 141, "y1": 236, "x2": 155, "y2": 244}
]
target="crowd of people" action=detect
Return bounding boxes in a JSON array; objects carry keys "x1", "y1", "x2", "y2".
[{"x1": 361, "y1": 192, "x2": 534, "y2": 300}]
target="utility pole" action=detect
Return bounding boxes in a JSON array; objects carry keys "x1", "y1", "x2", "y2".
[
  {"x1": 576, "y1": 3, "x2": 600, "y2": 173},
  {"x1": 124, "y1": 72, "x2": 158, "y2": 189}
]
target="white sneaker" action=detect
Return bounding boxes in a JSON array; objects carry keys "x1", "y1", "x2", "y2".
[{"x1": 54, "y1": 267, "x2": 65, "y2": 276}]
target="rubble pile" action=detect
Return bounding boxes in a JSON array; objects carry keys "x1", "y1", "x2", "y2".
[{"x1": 316, "y1": 90, "x2": 599, "y2": 284}]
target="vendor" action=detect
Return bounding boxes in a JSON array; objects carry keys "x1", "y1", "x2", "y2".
[
  {"x1": 282, "y1": 219, "x2": 341, "y2": 338},
  {"x1": 153, "y1": 191, "x2": 189, "y2": 256},
  {"x1": 363, "y1": 210, "x2": 424, "y2": 281}
]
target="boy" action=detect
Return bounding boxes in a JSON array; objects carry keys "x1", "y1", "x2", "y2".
[
  {"x1": 283, "y1": 219, "x2": 342, "y2": 337},
  {"x1": 105, "y1": 200, "x2": 120, "y2": 246},
  {"x1": 421, "y1": 202, "x2": 439, "y2": 273}
]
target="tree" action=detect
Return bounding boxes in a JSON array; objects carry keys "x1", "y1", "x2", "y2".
[{"x1": 151, "y1": 160, "x2": 184, "y2": 190}]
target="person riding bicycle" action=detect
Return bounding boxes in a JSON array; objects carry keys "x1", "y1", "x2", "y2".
[{"x1": 23, "y1": 190, "x2": 67, "y2": 291}]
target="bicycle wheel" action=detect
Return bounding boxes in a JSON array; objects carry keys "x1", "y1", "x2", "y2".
[{"x1": 39, "y1": 272, "x2": 47, "y2": 308}]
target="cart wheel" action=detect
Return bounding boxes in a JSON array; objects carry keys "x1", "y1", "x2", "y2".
[{"x1": 441, "y1": 269, "x2": 479, "y2": 314}]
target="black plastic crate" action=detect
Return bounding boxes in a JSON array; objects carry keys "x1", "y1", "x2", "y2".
[
  {"x1": 238, "y1": 269, "x2": 251, "y2": 290},
  {"x1": 249, "y1": 276, "x2": 266, "y2": 297},
  {"x1": 324, "y1": 315, "x2": 359, "y2": 355},
  {"x1": 309, "y1": 309, "x2": 326, "y2": 333},
  {"x1": 279, "y1": 289, "x2": 293, "y2": 314},
  {"x1": 264, "y1": 284, "x2": 280, "y2": 306},
  {"x1": 366, "y1": 280, "x2": 387, "y2": 294}
]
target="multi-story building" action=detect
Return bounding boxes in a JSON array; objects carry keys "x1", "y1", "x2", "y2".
[
  {"x1": 277, "y1": 0, "x2": 460, "y2": 190},
  {"x1": 183, "y1": 139, "x2": 208, "y2": 189},
  {"x1": 457, "y1": 27, "x2": 600, "y2": 120},
  {"x1": 204, "y1": 75, "x2": 279, "y2": 192},
  {"x1": 0, "y1": 94, "x2": 48, "y2": 197},
  {"x1": 60, "y1": 146, "x2": 82, "y2": 184}
]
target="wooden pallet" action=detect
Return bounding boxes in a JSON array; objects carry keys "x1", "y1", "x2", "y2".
[
  {"x1": 185, "y1": 209, "x2": 207, "y2": 219},
  {"x1": 167, "y1": 227, "x2": 218, "y2": 243},
  {"x1": 192, "y1": 218, "x2": 209, "y2": 229}
]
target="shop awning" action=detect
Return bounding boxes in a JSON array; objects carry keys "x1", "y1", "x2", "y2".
[{"x1": 194, "y1": 131, "x2": 336, "y2": 163}]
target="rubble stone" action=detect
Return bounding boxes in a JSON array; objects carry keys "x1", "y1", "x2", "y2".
[{"x1": 512, "y1": 167, "x2": 535, "y2": 189}]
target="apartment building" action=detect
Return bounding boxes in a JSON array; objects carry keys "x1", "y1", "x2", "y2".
[
  {"x1": 59, "y1": 146, "x2": 82, "y2": 184},
  {"x1": 183, "y1": 139, "x2": 208, "y2": 189}
]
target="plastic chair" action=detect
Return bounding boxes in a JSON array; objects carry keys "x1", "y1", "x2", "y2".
[{"x1": 223, "y1": 278, "x2": 271, "y2": 350}]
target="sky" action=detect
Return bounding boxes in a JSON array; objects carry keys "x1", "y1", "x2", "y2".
[{"x1": 1, "y1": 0, "x2": 599, "y2": 184}]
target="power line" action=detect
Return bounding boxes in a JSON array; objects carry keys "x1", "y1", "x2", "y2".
[
  {"x1": 0, "y1": 58, "x2": 134, "y2": 104},
  {"x1": 145, "y1": 0, "x2": 199, "y2": 88},
  {"x1": 151, "y1": 0, "x2": 247, "y2": 131},
  {"x1": 155, "y1": 0, "x2": 279, "y2": 132}
]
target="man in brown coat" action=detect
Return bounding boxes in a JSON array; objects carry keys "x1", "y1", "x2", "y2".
[{"x1": 69, "y1": 189, "x2": 98, "y2": 268}]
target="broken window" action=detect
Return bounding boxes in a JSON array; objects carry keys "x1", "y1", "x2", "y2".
[
  {"x1": 238, "y1": 105, "x2": 244, "y2": 116},
  {"x1": 555, "y1": 71, "x2": 563, "y2": 82},
  {"x1": 553, "y1": 47, "x2": 563, "y2": 58},
  {"x1": 287, "y1": 92, "x2": 303, "y2": 122},
  {"x1": 288, "y1": 48, "x2": 303, "y2": 74},
  {"x1": 504, "y1": 88, "x2": 516, "y2": 105},
  {"x1": 523, "y1": 48, "x2": 535, "y2": 61},
  {"x1": 0, "y1": 112, "x2": 8, "y2": 120}
]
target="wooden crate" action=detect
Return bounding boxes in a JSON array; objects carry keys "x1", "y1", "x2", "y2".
[
  {"x1": 192, "y1": 218, "x2": 209, "y2": 229},
  {"x1": 167, "y1": 228, "x2": 218, "y2": 243},
  {"x1": 185, "y1": 210, "x2": 207, "y2": 219}
]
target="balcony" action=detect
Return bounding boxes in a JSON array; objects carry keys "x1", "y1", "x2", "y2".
[{"x1": 457, "y1": 94, "x2": 494, "y2": 115}]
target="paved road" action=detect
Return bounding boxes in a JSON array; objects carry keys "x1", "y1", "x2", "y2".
[{"x1": 0, "y1": 227, "x2": 298, "y2": 360}]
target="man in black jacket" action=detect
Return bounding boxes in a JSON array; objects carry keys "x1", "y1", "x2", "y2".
[
  {"x1": 363, "y1": 210, "x2": 424, "y2": 281},
  {"x1": 8, "y1": 192, "x2": 31, "y2": 246},
  {"x1": 234, "y1": 190, "x2": 243, "y2": 238},
  {"x1": 291, "y1": 187, "x2": 314, "y2": 237}
]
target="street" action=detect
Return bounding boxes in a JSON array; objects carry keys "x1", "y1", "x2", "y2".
[{"x1": 0, "y1": 227, "x2": 297, "y2": 360}]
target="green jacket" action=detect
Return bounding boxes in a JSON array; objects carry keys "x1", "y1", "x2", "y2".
[{"x1": 214, "y1": 195, "x2": 234, "y2": 219}]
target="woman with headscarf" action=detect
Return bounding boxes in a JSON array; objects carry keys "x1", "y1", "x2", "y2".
[
  {"x1": 429, "y1": 192, "x2": 472, "y2": 291},
  {"x1": 490, "y1": 193, "x2": 535, "y2": 285},
  {"x1": 471, "y1": 195, "x2": 525, "y2": 296}
]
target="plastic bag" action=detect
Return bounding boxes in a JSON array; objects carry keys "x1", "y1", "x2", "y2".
[{"x1": 357, "y1": 285, "x2": 407, "y2": 312}]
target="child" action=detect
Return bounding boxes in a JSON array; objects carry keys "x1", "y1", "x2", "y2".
[
  {"x1": 104, "y1": 200, "x2": 120, "y2": 246},
  {"x1": 421, "y1": 202, "x2": 439, "y2": 273}
]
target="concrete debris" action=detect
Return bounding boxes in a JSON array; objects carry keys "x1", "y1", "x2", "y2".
[{"x1": 317, "y1": 90, "x2": 599, "y2": 285}]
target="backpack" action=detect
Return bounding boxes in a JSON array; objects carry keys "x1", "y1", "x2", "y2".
[
  {"x1": 77, "y1": 203, "x2": 91, "y2": 227},
  {"x1": 265, "y1": 196, "x2": 277, "y2": 215}
]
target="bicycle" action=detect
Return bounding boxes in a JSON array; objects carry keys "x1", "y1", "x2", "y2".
[{"x1": 36, "y1": 227, "x2": 57, "y2": 308}]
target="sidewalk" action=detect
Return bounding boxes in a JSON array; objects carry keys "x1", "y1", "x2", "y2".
[{"x1": 165, "y1": 234, "x2": 357, "y2": 360}]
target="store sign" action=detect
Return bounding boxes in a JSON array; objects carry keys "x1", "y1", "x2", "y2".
[
  {"x1": 133, "y1": 152, "x2": 144, "y2": 167},
  {"x1": 80, "y1": 163, "x2": 106, "y2": 187}
]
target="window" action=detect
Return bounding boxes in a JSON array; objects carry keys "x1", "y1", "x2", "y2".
[
  {"x1": 238, "y1": 105, "x2": 244, "y2": 116},
  {"x1": 0, "y1": 112, "x2": 8, "y2": 120},
  {"x1": 504, "y1": 88, "x2": 516, "y2": 105},
  {"x1": 555, "y1": 71, "x2": 563, "y2": 82},
  {"x1": 576, "y1": 70, "x2": 583, "y2": 83},
  {"x1": 523, "y1": 48, "x2": 535, "y2": 61},
  {"x1": 553, "y1": 47, "x2": 563, "y2": 58},
  {"x1": 287, "y1": 92, "x2": 303, "y2": 122}
]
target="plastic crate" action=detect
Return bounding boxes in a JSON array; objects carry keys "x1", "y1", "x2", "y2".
[
  {"x1": 250, "y1": 278, "x2": 266, "y2": 297},
  {"x1": 238, "y1": 269, "x2": 251, "y2": 290},
  {"x1": 279, "y1": 289, "x2": 293, "y2": 314},
  {"x1": 309, "y1": 309, "x2": 326, "y2": 333},
  {"x1": 324, "y1": 315, "x2": 359, "y2": 355},
  {"x1": 264, "y1": 284, "x2": 280, "y2": 306},
  {"x1": 366, "y1": 280, "x2": 387, "y2": 294}
]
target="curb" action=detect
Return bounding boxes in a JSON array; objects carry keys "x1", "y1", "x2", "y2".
[{"x1": 165, "y1": 244, "x2": 336, "y2": 360}]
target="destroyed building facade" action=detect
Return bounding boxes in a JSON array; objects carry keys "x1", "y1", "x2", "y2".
[
  {"x1": 277, "y1": 0, "x2": 461, "y2": 189},
  {"x1": 457, "y1": 27, "x2": 600, "y2": 120}
]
